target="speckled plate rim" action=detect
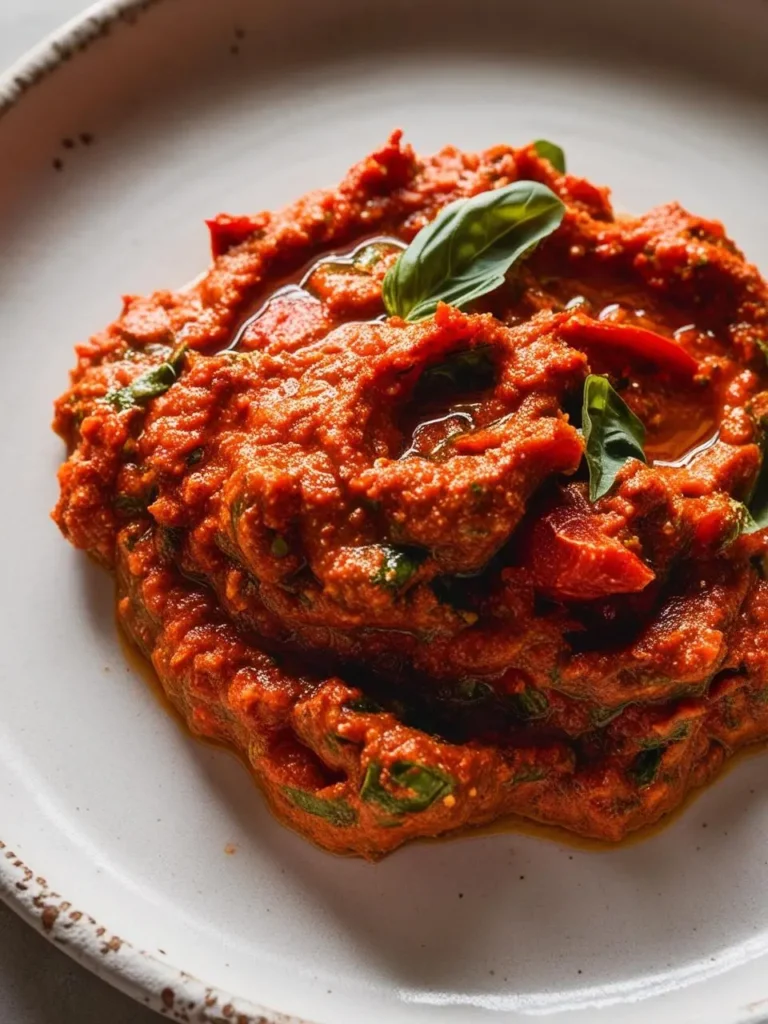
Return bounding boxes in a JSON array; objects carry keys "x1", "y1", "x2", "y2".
[
  {"x1": 0, "y1": 839, "x2": 299, "y2": 1024},
  {"x1": 0, "y1": 8, "x2": 310, "y2": 1021},
  {"x1": 0, "y1": 0, "x2": 163, "y2": 119}
]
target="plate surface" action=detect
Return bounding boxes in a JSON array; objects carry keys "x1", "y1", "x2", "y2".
[{"x1": 2, "y1": 1, "x2": 768, "y2": 1021}]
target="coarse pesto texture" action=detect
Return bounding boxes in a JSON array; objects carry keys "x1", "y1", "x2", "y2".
[{"x1": 53, "y1": 132, "x2": 768, "y2": 858}]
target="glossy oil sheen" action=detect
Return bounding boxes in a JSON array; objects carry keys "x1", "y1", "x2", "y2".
[
  {"x1": 227, "y1": 236, "x2": 403, "y2": 350},
  {"x1": 1, "y1": 1, "x2": 768, "y2": 1022}
]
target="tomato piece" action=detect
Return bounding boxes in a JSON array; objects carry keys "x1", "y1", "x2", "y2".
[
  {"x1": 206, "y1": 214, "x2": 264, "y2": 258},
  {"x1": 239, "y1": 290, "x2": 333, "y2": 355},
  {"x1": 522, "y1": 494, "x2": 655, "y2": 601},
  {"x1": 560, "y1": 316, "x2": 699, "y2": 377}
]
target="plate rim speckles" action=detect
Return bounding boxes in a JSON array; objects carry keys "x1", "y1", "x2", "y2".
[
  {"x1": 0, "y1": 0, "x2": 164, "y2": 120},
  {"x1": 0, "y1": 840, "x2": 303, "y2": 1024}
]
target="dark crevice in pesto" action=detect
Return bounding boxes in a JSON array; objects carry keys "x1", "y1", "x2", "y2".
[
  {"x1": 414, "y1": 346, "x2": 497, "y2": 402},
  {"x1": 628, "y1": 747, "x2": 664, "y2": 788}
]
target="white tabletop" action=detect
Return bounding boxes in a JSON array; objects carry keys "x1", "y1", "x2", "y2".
[{"x1": 0, "y1": 3, "x2": 160, "y2": 1021}]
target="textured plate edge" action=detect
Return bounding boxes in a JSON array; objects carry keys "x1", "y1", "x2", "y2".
[
  {"x1": 0, "y1": 0, "x2": 163, "y2": 119},
  {"x1": 0, "y1": 11, "x2": 314, "y2": 1023},
  {"x1": 0, "y1": 837, "x2": 310, "y2": 1024}
]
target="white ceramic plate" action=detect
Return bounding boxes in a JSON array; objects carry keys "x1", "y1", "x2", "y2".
[{"x1": 2, "y1": 1, "x2": 768, "y2": 1021}]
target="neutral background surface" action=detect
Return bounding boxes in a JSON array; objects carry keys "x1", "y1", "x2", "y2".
[{"x1": 0, "y1": 10, "x2": 157, "y2": 1024}]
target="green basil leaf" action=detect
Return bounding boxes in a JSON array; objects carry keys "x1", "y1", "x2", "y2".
[
  {"x1": 738, "y1": 506, "x2": 763, "y2": 535},
  {"x1": 755, "y1": 336, "x2": 768, "y2": 369},
  {"x1": 718, "y1": 421, "x2": 768, "y2": 539},
  {"x1": 370, "y1": 545, "x2": 424, "y2": 591},
  {"x1": 360, "y1": 760, "x2": 454, "y2": 815},
  {"x1": 107, "y1": 343, "x2": 188, "y2": 411},
  {"x1": 638, "y1": 721, "x2": 690, "y2": 750},
  {"x1": 742, "y1": 437, "x2": 768, "y2": 533},
  {"x1": 270, "y1": 534, "x2": 290, "y2": 558},
  {"x1": 436, "y1": 679, "x2": 494, "y2": 706},
  {"x1": 533, "y1": 139, "x2": 566, "y2": 173},
  {"x1": 283, "y1": 786, "x2": 357, "y2": 827},
  {"x1": 382, "y1": 181, "x2": 565, "y2": 321},
  {"x1": 714, "y1": 497, "x2": 758, "y2": 546},
  {"x1": 590, "y1": 702, "x2": 631, "y2": 729},
  {"x1": 156, "y1": 524, "x2": 184, "y2": 563},
  {"x1": 507, "y1": 687, "x2": 550, "y2": 721},
  {"x1": 229, "y1": 493, "x2": 247, "y2": 532},
  {"x1": 628, "y1": 747, "x2": 664, "y2": 788},
  {"x1": 113, "y1": 493, "x2": 150, "y2": 516},
  {"x1": 510, "y1": 766, "x2": 547, "y2": 784},
  {"x1": 343, "y1": 696, "x2": 384, "y2": 714},
  {"x1": 582, "y1": 374, "x2": 647, "y2": 501}
]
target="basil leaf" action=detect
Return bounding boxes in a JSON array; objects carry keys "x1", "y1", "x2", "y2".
[
  {"x1": 437, "y1": 679, "x2": 494, "y2": 706},
  {"x1": 343, "y1": 696, "x2": 384, "y2": 714},
  {"x1": 638, "y1": 721, "x2": 690, "y2": 749},
  {"x1": 283, "y1": 786, "x2": 357, "y2": 827},
  {"x1": 590, "y1": 702, "x2": 630, "y2": 729},
  {"x1": 742, "y1": 437, "x2": 768, "y2": 533},
  {"x1": 507, "y1": 686, "x2": 550, "y2": 721},
  {"x1": 582, "y1": 374, "x2": 647, "y2": 501},
  {"x1": 742, "y1": 507, "x2": 768, "y2": 535},
  {"x1": 371, "y1": 545, "x2": 424, "y2": 591},
  {"x1": 156, "y1": 524, "x2": 184, "y2": 563},
  {"x1": 113, "y1": 493, "x2": 150, "y2": 516},
  {"x1": 533, "y1": 139, "x2": 566, "y2": 173},
  {"x1": 107, "y1": 344, "x2": 188, "y2": 411},
  {"x1": 511, "y1": 766, "x2": 547, "y2": 784},
  {"x1": 382, "y1": 181, "x2": 565, "y2": 321},
  {"x1": 360, "y1": 760, "x2": 454, "y2": 815},
  {"x1": 229, "y1": 493, "x2": 247, "y2": 532},
  {"x1": 719, "y1": 422, "x2": 768, "y2": 538},
  {"x1": 270, "y1": 534, "x2": 290, "y2": 558}
]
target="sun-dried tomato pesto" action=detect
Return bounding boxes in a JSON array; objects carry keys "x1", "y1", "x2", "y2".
[{"x1": 53, "y1": 132, "x2": 768, "y2": 858}]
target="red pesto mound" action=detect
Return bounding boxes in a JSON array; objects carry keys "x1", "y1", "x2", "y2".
[{"x1": 53, "y1": 132, "x2": 768, "y2": 858}]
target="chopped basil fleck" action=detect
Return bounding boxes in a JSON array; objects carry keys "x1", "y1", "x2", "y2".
[
  {"x1": 360, "y1": 760, "x2": 454, "y2": 815},
  {"x1": 371, "y1": 545, "x2": 423, "y2": 591},
  {"x1": 270, "y1": 534, "x2": 290, "y2": 558},
  {"x1": 533, "y1": 139, "x2": 566, "y2": 173},
  {"x1": 106, "y1": 344, "x2": 188, "y2": 412},
  {"x1": 283, "y1": 786, "x2": 357, "y2": 827}
]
